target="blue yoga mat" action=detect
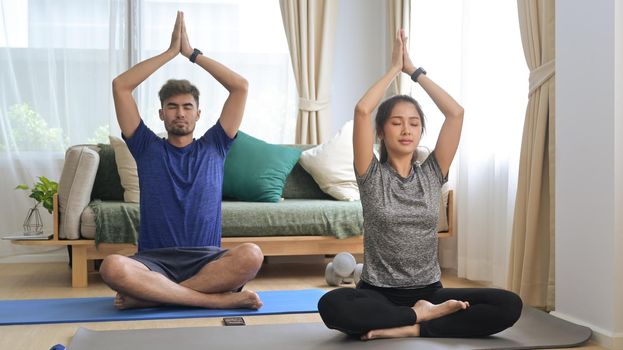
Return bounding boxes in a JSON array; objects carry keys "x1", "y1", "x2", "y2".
[{"x1": 0, "y1": 289, "x2": 325, "y2": 326}]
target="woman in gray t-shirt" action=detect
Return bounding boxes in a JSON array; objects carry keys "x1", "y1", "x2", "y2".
[{"x1": 318, "y1": 29, "x2": 522, "y2": 340}]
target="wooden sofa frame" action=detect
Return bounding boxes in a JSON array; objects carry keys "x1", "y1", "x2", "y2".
[{"x1": 13, "y1": 191, "x2": 454, "y2": 287}]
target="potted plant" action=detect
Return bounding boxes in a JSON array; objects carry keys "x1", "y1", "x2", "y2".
[{"x1": 15, "y1": 176, "x2": 58, "y2": 233}]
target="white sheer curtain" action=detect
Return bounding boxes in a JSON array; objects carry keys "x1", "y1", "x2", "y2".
[
  {"x1": 0, "y1": 0, "x2": 127, "y2": 262},
  {"x1": 0, "y1": 0, "x2": 295, "y2": 262},
  {"x1": 411, "y1": 0, "x2": 528, "y2": 287},
  {"x1": 136, "y1": 0, "x2": 297, "y2": 143}
]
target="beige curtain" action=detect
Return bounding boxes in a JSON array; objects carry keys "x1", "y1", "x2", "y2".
[
  {"x1": 508, "y1": 0, "x2": 555, "y2": 310},
  {"x1": 388, "y1": 0, "x2": 411, "y2": 95},
  {"x1": 279, "y1": 0, "x2": 338, "y2": 144}
]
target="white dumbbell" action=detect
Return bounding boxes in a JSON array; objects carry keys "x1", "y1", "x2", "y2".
[
  {"x1": 325, "y1": 252, "x2": 364, "y2": 286},
  {"x1": 353, "y1": 263, "x2": 363, "y2": 284}
]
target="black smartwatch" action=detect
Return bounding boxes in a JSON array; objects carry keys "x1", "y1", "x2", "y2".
[
  {"x1": 189, "y1": 48, "x2": 203, "y2": 63},
  {"x1": 411, "y1": 67, "x2": 426, "y2": 82}
]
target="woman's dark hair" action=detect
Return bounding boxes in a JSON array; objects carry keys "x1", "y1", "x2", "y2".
[{"x1": 375, "y1": 95, "x2": 426, "y2": 163}]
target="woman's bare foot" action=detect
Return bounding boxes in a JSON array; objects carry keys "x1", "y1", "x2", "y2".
[
  {"x1": 362, "y1": 324, "x2": 420, "y2": 341},
  {"x1": 114, "y1": 293, "x2": 160, "y2": 310},
  {"x1": 361, "y1": 299, "x2": 469, "y2": 340},
  {"x1": 413, "y1": 299, "x2": 469, "y2": 323}
]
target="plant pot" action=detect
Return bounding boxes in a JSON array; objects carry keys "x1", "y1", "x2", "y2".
[{"x1": 23, "y1": 207, "x2": 43, "y2": 234}]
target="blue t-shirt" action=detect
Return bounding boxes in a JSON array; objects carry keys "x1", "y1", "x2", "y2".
[{"x1": 124, "y1": 120, "x2": 234, "y2": 251}]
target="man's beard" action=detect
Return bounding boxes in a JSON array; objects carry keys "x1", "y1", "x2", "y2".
[{"x1": 166, "y1": 122, "x2": 195, "y2": 136}]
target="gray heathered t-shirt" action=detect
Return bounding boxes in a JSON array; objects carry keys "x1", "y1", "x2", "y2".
[{"x1": 356, "y1": 152, "x2": 447, "y2": 288}]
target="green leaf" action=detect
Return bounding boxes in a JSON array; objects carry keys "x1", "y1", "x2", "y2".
[
  {"x1": 39, "y1": 176, "x2": 50, "y2": 186},
  {"x1": 43, "y1": 198, "x2": 54, "y2": 214},
  {"x1": 16, "y1": 176, "x2": 58, "y2": 210}
]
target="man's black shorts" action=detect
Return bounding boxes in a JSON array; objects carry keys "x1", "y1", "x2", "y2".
[{"x1": 130, "y1": 246, "x2": 227, "y2": 283}]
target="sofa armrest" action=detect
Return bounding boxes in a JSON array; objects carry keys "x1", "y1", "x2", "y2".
[
  {"x1": 53, "y1": 193, "x2": 59, "y2": 240},
  {"x1": 58, "y1": 146, "x2": 100, "y2": 239}
]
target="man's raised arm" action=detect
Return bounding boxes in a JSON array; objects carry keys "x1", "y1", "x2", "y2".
[
  {"x1": 180, "y1": 15, "x2": 248, "y2": 139},
  {"x1": 112, "y1": 11, "x2": 183, "y2": 139}
]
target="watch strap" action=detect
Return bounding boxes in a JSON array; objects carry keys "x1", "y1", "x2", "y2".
[
  {"x1": 189, "y1": 48, "x2": 202, "y2": 63},
  {"x1": 411, "y1": 67, "x2": 426, "y2": 82}
]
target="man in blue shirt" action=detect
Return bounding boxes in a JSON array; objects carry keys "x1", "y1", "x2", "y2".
[{"x1": 100, "y1": 11, "x2": 263, "y2": 310}]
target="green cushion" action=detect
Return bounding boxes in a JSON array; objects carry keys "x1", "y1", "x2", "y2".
[
  {"x1": 88, "y1": 200, "x2": 139, "y2": 246},
  {"x1": 283, "y1": 162, "x2": 332, "y2": 199},
  {"x1": 221, "y1": 199, "x2": 363, "y2": 239},
  {"x1": 281, "y1": 145, "x2": 331, "y2": 200},
  {"x1": 223, "y1": 132, "x2": 302, "y2": 202},
  {"x1": 91, "y1": 144, "x2": 124, "y2": 201}
]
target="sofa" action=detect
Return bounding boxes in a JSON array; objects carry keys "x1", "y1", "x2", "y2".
[{"x1": 13, "y1": 140, "x2": 454, "y2": 288}]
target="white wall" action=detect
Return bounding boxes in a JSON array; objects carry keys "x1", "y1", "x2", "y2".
[
  {"x1": 555, "y1": 0, "x2": 623, "y2": 348},
  {"x1": 615, "y1": 0, "x2": 623, "y2": 337},
  {"x1": 330, "y1": 0, "x2": 387, "y2": 134}
]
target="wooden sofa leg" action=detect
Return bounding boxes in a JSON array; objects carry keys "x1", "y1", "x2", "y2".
[
  {"x1": 71, "y1": 245, "x2": 88, "y2": 288},
  {"x1": 87, "y1": 260, "x2": 96, "y2": 272}
]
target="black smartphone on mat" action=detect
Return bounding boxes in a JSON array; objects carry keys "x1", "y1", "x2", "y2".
[{"x1": 222, "y1": 317, "x2": 246, "y2": 326}]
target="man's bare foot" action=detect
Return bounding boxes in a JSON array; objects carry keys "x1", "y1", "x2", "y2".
[
  {"x1": 214, "y1": 290, "x2": 263, "y2": 309},
  {"x1": 362, "y1": 324, "x2": 420, "y2": 341},
  {"x1": 114, "y1": 290, "x2": 262, "y2": 310},
  {"x1": 413, "y1": 299, "x2": 469, "y2": 323},
  {"x1": 114, "y1": 293, "x2": 160, "y2": 310}
]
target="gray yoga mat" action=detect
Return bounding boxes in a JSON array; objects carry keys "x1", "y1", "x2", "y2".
[{"x1": 68, "y1": 306, "x2": 591, "y2": 350}]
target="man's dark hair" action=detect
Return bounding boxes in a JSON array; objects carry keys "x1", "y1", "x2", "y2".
[{"x1": 159, "y1": 79, "x2": 200, "y2": 107}]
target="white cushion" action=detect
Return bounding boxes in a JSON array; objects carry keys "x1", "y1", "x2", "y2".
[
  {"x1": 109, "y1": 136, "x2": 139, "y2": 203},
  {"x1": 299, "y1": 120, "x2": 359, "y2": 201},
  {"x1": 58, "y1": 146, "x2": 99, "y2": 239}
]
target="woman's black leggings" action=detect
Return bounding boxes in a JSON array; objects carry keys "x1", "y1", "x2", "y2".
[{"x1": 318, "y1": 281, "x2": 523, "y2": 337}]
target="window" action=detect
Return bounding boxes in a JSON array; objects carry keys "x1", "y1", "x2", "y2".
[
  {"x1": 137, "y1": 0, "x2": 297, "y2": 143},
  {"x1": 0, "y1": 0, "x2": 296, "y2": 153},
  {"x1": 0, "y1": 0, "x2": 126, "y2": 151},
  {"x1": 409, "y1": 0, "x2": 528, "y2": 285},
  {"x1": 410, "y1": 0, "x2": 527, "y2": 157}
]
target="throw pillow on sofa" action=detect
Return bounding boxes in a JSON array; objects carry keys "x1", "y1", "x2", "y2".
[
  {"x1": 223, "y1": 131, "x2": 301, "y2": 202},
  {"x1": 91, "y1": 143, "x2": 124, "y2": 201},
  {"x1": 299, "y1": 120, "x2": 360, "y2": 201},
  {"x1": 109, "y1": 135, "x2": 140, "y2": 203}
]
